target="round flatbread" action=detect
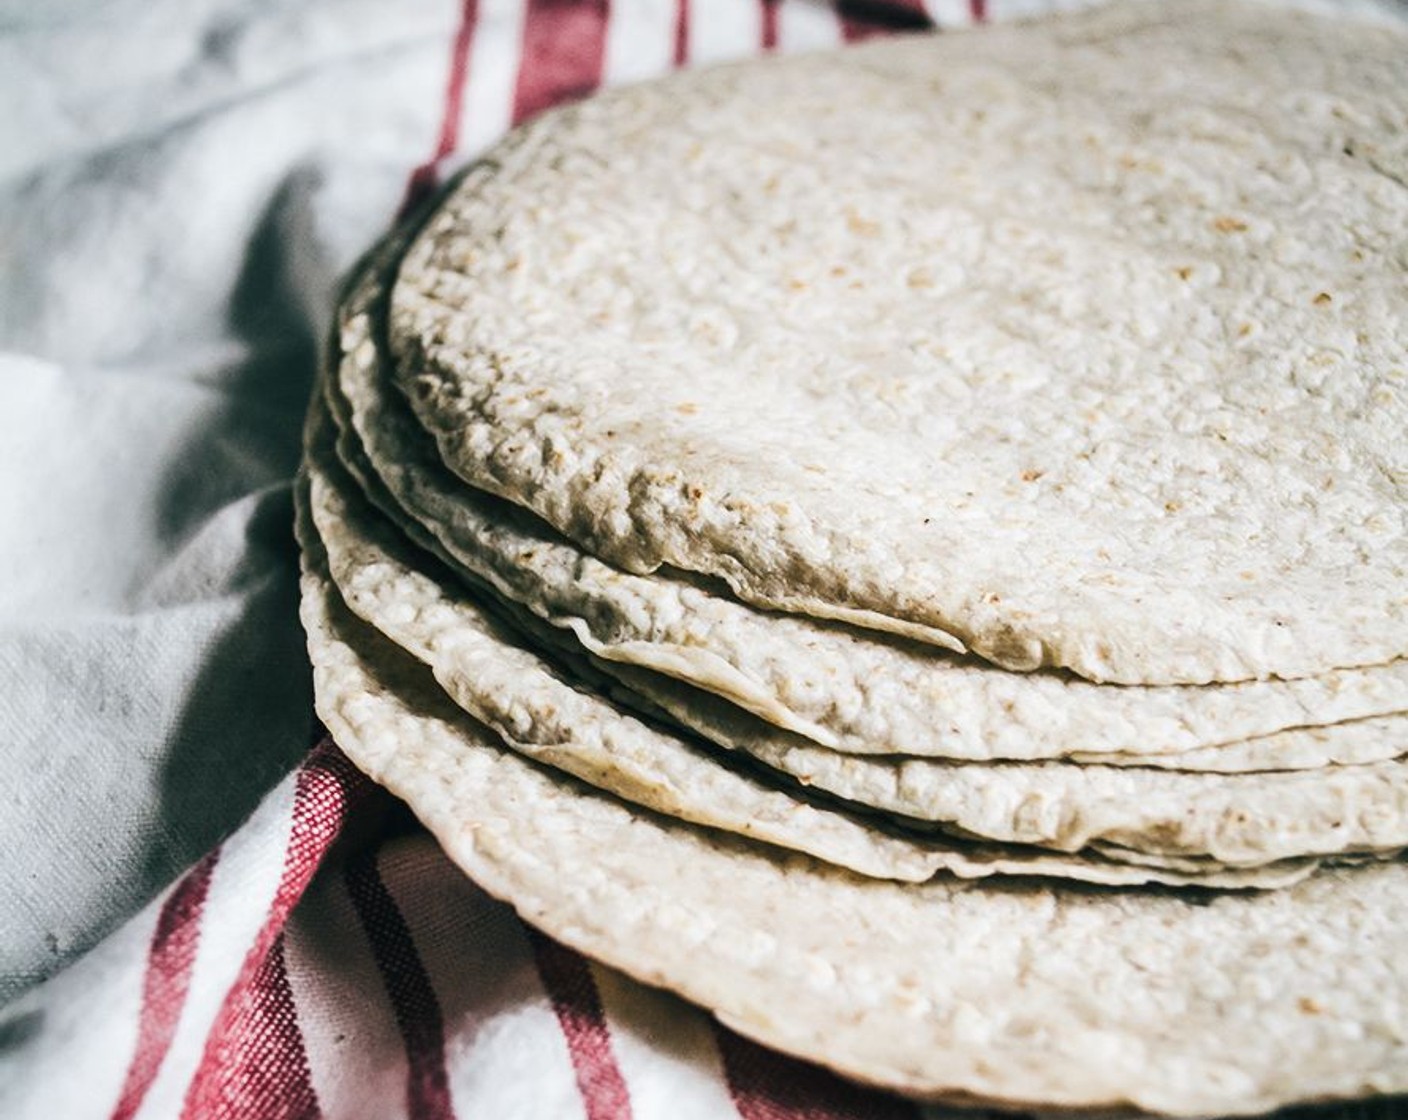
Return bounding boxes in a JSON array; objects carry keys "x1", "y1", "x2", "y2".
[
  {"x1": 311, "y1": 373, "x2": 1408, "y2": 867},
  {"x1": 391, "y1": 0, "x2": 1408, "y2": 685},
  {"x1": 307, "y1": 400, "x2": 1321, "y2": 887}
]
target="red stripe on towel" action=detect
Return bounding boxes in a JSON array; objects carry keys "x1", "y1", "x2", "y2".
[
  {"x1": 180, "y1": 743, "x2": 371, "y2": 1119},
  {"x1": 713, "y1": 1024, "x2": 920, "y2": 1120},
  {"x1": 673, "y1": 0, "x2": 690, "y2": 66},
  {"x1": 109, "y1": 849, "x2": 221, "y2": 1120},
  {"x1": 526, "y1": 929, "x2": 633, "y2": 1120},
  {"x1": 513, "y1": 0, "x2": 612, "y2": 125},
  {"x1": 203, "y1": 933, "x2": 319, "y2": 1120},
  {"x1": 760, "y1": 0, "x2": 780, "y2": 51},
  {"x1": 401, "y1": 0, "x2": 482, "y2": 215},
  {"x1": 345, "y1": 854, "x2": 455, "y2": 1120}
]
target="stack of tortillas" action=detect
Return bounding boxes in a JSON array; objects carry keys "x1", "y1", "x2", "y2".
[{"x1": 296, "y1": 1, "x2": 1408, "y2": 1114}]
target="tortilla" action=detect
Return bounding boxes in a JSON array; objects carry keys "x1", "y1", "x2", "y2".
[
  {"x1": 309, "y1": 399, "x2": 1325, "y2": 888},
  {"x1": 333, "y1": 229, "x2": 1408, "y2": 767},
  {"x1": 311, "y1": 375, "x2": 1408, "y2": 869},
  {"x1": 391, "y1": 0, "x2": 1408, "y2": 685},
  {"x1": 298, "y1": 491, "x2": 1408, "y2": 1115},
  {"x1": 315, "y1": 412, "x2": 1408, "y2": 867},
  {"x1": 717, "y1": 727, "x2": 1408, "y2": 864},
  {"x1": 600, "y1": 650, "x2": 1408, "y2": 774}
]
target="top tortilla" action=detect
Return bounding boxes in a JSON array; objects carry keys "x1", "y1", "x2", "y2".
[{"x1": 391, "y1": 0, "x2": 1408, "y2": 685}]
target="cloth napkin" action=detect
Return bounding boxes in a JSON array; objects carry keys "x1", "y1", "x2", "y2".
[{"x1": 1, "y1": 1, "x2": 1403, "y2": 1117}]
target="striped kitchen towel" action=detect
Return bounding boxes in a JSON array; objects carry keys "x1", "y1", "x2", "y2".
[{"x1": 2, "y1": 738, "x2": 942, "y2": 1118}]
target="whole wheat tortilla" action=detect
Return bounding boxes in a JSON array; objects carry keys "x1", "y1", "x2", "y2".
[
  {"x1": 298, "y1": 501, "x2": 1408, "y2": 1116},
  {"x1": 306, "y1": 403, "x2": 1320, "y2": 888},
  {"x1": 332, "y1": 231, "x2": 1408, "y2": 768},
  {"x1": 390, "y1": 0, "x2": 1408, "y2": 685}
]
